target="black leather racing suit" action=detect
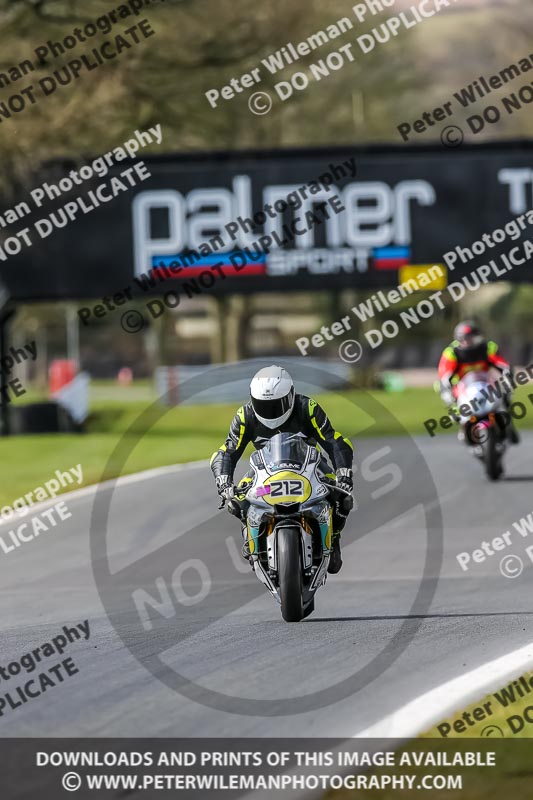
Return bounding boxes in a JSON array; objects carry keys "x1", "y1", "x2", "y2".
[{"x1": 210, "y1": 394, "x2": 354, "y2": 534}]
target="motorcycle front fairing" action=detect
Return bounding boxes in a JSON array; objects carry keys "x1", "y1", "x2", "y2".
[
  {"x1": 242, "y1": 433, "x2": 334, "y2": 604},
  {"x1": 455, "y1": 370, "x2": 508, "y2": 479},
  {"x1": 455, "y1": 370, "x2": 505, "y2": 423}
]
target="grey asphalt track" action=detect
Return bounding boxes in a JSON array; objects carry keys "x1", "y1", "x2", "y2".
[{"x1": 1, "y1": 433, "x2": 533, "y2": 738}]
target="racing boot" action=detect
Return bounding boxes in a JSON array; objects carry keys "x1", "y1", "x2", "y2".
[
  {"x1": 240, "y1": 523, "x2": 254, "y2": 566},
  {"x1": 503, "y1": 393, "x2": 520, "y2": 444},
  {"x1": 328, "y1": 534, "x2": 343, "y2": 574},
  {"x1": 508, "y1": 422, "x2": 520, "y2": 444}
]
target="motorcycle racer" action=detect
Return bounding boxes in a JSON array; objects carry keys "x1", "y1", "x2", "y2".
[
  {"x1": 211, "y1": 365, "x2": 354, "y2": 574},
  {"x1": 438, "y1": 320, "x2": 519, "y2": 443}
]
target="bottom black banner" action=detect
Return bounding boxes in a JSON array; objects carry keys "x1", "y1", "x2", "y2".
[{"x1": 1, "y1": 738, "x2": 532, "y2": 799}]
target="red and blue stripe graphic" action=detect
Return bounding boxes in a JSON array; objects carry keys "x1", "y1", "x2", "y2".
[
  {"x1": 151, "y1": 252, "x2": 266, "y2": 278},
  {"x1": 372, "y1": 247, "x2": 411, "y2": 270}
]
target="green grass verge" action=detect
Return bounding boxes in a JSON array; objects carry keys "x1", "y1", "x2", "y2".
[
  {"x1": 421, "y1": 668, "x2": 533, "y2": 740},
  {"x1": 323, "y1": 670, "x2": 533, "y2": 800},
  {"x1": 1, "y1": 384, "x2": 532, "y2": 507},
  {"x1": 323, "y1": 739, "x2": 533, "y2": 800}
]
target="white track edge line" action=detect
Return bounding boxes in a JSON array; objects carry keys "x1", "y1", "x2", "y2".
[
  {"x1": 0, "y1": 458, "x2": 209, "y2": 527},
  {"x1": 353, "y1": 641, "x2": 533, "y2": 738},
  {"x1": 250, "y1": 644, "x2": 533, "y2": 800}
]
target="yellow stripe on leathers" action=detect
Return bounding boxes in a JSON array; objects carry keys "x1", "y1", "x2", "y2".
[
  {"x1": 308, "y1": 399, "x2": 325, "y2": 440},
  {"x1": 236, "y1": 406, "x2": 246, "y2": 448},
  {"x1": 334, "y1": 430, "x2": 353, "y2": 450},
  {"x1": 210, "y1": 443, "x2": 226, "y2": 466}
]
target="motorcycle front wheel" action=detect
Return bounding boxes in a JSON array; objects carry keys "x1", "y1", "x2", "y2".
[{"x1": 278, "y1": 527, "x2": 304, "y2": 622}]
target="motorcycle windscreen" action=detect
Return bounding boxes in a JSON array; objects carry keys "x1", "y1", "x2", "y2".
[
  {"x1": 261, "y1": 432, "x2": 311, "y2": 470},
  {"x1": 457, "y1": 371, "x2": 501, "y2": 417}
]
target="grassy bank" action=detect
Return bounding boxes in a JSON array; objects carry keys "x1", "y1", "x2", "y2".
[
  {"x1": 323, "y1": 739, "x2": 533, "y2": 800},
  {"x1": 323, "y1": 669, "x2": 533, "y2": 800},
  {"x1": 421, "y1": 668, "x2": 533, "y2": 740},
  {"x1": 1, "y1": 383, "x2": 531, "y2": 507}
]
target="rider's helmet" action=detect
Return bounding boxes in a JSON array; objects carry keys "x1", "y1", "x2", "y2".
[
  {"x1": 454, "y1": 320, "x2": 485, "y2": 349},
  {"x1": 250, "y1": 365, "x2": 295, "y2": 429}
]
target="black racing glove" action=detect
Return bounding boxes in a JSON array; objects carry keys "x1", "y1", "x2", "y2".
[
  {"x1": 215, "y1": 475, "x2": 235, "y2": 500},
  {"x1": 335, "y1": 467, "x2": 353, "y2": 493},
  {"x1": 336, "y1": 468, "x2": 355, "y2": 512}
]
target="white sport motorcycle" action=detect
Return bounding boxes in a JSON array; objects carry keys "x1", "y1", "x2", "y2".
[
  {"x1": 224, "y1": 432, "x2": 343, "y2": 622},
  {"x1": 455, "y1": 371, "x2": 508, "y2": 481}
]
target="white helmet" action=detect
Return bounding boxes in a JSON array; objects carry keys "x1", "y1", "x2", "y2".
[{"x1": 250, "y1": 366, "x2": 295, "y2": 429}]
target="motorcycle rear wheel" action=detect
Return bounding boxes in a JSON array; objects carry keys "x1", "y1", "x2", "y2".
[{"x1": 278, "y1": 527, "x2": 304, "y2": 622}]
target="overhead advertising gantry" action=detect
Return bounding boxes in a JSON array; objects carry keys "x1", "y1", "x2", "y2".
[{"x1": 0, "y1": 137, "x2": 531, "y2": 430}]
